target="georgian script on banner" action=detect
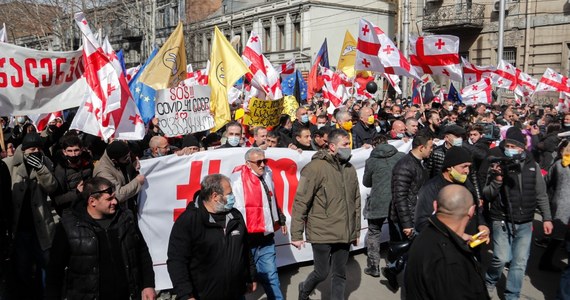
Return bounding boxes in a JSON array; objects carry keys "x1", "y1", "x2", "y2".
[
  {"x1": 245, "y1": 97, "x2": 283, "y2": 127},
  {"x1": 154, "y1": 85, "x2": 214, "y2": 137},
  {"x1": 0, "y1": 42, "x2": 88, "y2": 115},
  {"x1": 138, "y1": 144, "x2": 415, "y2": 290}
]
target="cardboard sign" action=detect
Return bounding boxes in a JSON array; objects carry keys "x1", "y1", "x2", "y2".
[{"x1": 246, "y1": 97, "x2": 283, "y2": 127}]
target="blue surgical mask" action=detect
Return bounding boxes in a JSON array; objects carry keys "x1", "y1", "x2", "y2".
[
  {"x1": 504, "y1": 148, "x2": 520, "y2": 158},
  {"x1": 16, "y1": 116, "x2": 26, "y2": 124},
  {"x1": 224, "y1": 194, "x2": 235, "y2": 210},
  {"x1": 227, "y1": 136, "x2": 240, "y2": 147},
  {"x1": 379, "y1": 120, "x2": 386, "y2": 126},
  {"x1": 301, "y1": 114, "x2": 309, "y2": 123},
  {"x1": 452, "y1": 138, "x2": 463, "y2": 147},
  {"x1": 396, "y1": 133, "x2": 404, "y2": 139}
]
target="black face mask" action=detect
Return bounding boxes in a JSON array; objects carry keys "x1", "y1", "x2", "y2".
[{"x1": 66, "y1": 155, "x2": 81, "y2": 164}]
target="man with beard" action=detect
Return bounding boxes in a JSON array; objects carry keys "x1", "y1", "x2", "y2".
[
  {"x1": 93, "y1": 141, "x2": 145, "y2": 212},
  {"x1": 52, "y1": 134, "x2": 94, "y2": 216},
  {"x1": 418, "y1": 110, "x2": 441, "y2": 140}
]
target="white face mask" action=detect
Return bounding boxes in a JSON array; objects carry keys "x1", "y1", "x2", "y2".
[
  {"x1": 317, "y1": 124, "x2": 326, "y2": 129},
  {"x1": 227, "y1": 136, "x2": 240, "y2": 147},
  {"x1": 375, "y1": 126, "x2": 381, "y2": 133},
  {"x1": 452, "y1": 137, "x2": 463, "y2": 147}
]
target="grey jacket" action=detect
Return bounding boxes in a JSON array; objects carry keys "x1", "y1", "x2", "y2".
[
  {"x1": 93, "y1": 152, "x2": 142, "y2": 203},
  {"x1": 547, "y1": 161, "x2": 570, "y2": 224},
  {"x1": 363, "y1": 144, "x2": 405, "y2": 219},
  {"x1": 10, "y1": 146, "x2": 58, "y2": 250}
]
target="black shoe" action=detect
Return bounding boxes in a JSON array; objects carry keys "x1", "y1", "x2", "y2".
[
  {"x1": 364, "y1": 265, "x2": 380, "y2": 277},
  {"x1": 298, "y1": 281, "x2": 310, "y2": 300},
  {"x1": 539, "y1": 263, "x2": 562, "y2": 272},
  {"x1": 382, "y1": 267, "x2": 399, "y2": 292}
]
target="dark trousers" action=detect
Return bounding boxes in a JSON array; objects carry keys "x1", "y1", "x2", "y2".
[
  {"x1": 366, "y1": 218, "x2": 386, "y2": 267},
  {"x1": 300, "y1": 243, "x2": 350, "y2": 300}
]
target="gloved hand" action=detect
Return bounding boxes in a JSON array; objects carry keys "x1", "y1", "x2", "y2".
[{"x1": 25, "y1": 152, "x2": 44, "y2": 170}]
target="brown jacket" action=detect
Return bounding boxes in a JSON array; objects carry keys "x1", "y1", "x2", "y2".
[
  {"x1": 93, "y1": 151, "x2": 141, "y2": 203},
  {"x1": 291, "y1": 150, "x2": 361, "y2": 244}
]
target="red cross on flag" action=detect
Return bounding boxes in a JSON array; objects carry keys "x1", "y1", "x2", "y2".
[
  {"x1": 410, "y1": 35, "x2": 462, "y2": 82},
  {"x1": 70, "y1": 12, "x2": 144, "y2": 141},
  {"x1": 462, "y1": 57, "x2": 495, "y2": 86},
  {"x1": 184, "y1": 61, "x2": 209, "y2": 86},
  {"x1": 242, "y1": 31, "x2": 282, "y2": 100},
  {"x1": 355, "y1": 19, "x2": 419, "y2": 80},
  {"x1": 461, "y1": 77, "x2": 492, "y2": 105},
  {"x1": 557, "y1": 92, "x2": 570, "y2": 113},
  {"x1": 28, "y1": 111, "x2": 63, "y2": 132},
  {"x1": 321, "y1": 66, "x2": 349, "y2": 112},
  {"x1": 535, "y1": 68, "x2": 570, "y2": 94},
  {"x1": 278, "y1": 57, "x2": 296, "y2": 79},
  {"x1": 517, "y1": 71, "x2": 538, "y2": 100}
]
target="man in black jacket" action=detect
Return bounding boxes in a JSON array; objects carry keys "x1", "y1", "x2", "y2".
[
  {"x1": 167, "y1": 174, "x2": 256, "y2": 300},
  {"x1": 406, "y1": 184, "x2": 490, "y2": 300},
  {"x1": 414, "y1": 147, "x2": 490, "y2": 241},
  {"x1": 383, "y1": 134, "x2": 433, "y2": 291},
  {"x1": 45, "y1": 177, "x2": 156, "y2": 300},
  {"x1": 52, "y1": 134, "x2": 93, "y2": 216},
  {"x1": 483, "y1": 127, "x2": 553, "y2": 299},
  {"x1": 352, "y1": 107, "x2": 377, "y2": 148}
]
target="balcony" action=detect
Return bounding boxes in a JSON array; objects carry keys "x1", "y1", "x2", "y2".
[{"x1": 423, "y1": 3, "x2": 485, "y2": 33}]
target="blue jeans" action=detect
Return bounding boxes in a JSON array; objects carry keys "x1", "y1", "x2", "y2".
[
  {"x1": 485, "y1": 221, "x2": 532, "y2": 300},
  {"x1": 250, "y1": 238, "x2": 283, "y2": 300}
]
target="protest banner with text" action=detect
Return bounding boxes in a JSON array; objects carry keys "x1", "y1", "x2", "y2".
[
  {"x1": 154, "y1": 85, "x2": 214, "y2": 137},
  {"x1": 138, "y1": 140, "x2": 412, "y2": 289},
  {"x1": 0, "y1": 42, "x2": 88, "y2": 115}
]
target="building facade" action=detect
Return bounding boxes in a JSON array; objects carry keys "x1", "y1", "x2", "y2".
[{"x1": 186, "y1": 0, "x2": 397, "y2": 72}]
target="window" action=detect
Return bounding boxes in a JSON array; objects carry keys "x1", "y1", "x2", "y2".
[
  {"x1": 503, "y1": 47, "x2": 516, "y2": 65},
  {"x1": 278, "y1": 25, "x2": 285, "y2": 50},
  {"x1": 172, "y1": 6, "x2": 178, "y2": 24},
  {"x1": 157, "y1": 9, "x2": 165, "y2": 28},
  {"x1": 293, "y1": 22, "x2": 300, "y2": 49},
  {"x1": 264, "y1": 26, "x2": 271, "y2": 52}
]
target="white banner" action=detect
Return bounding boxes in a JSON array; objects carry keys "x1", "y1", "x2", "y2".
[
  {"x1": 139, "y1": 141, "x2": 413, "y2": 290},
  {"x1": 0, "y1": 42, "x2": 88, "y2": 115},
  {"x1": 155, "y1": 85, "x2": 214, "y2": 137}
]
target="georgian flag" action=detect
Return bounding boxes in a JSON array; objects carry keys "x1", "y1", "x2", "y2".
[
  {"x1": 535, "y1": 68, "x2": 570, "y2": 94},
  {"x1": 278, "y1": 57, "x2": 295, "y2": 78},
  {"x1": 355, "y1": 19, "x2": 419, "y2": 79},
  {"x1": 462, "y1": 57, "x2": 495, "y2": 86},
  {"x1": 384, "y1": 73, "x2": 402, "y2": 94},
  {"x1": 410, "y1": 35, "x2": 462, "y2": 81},
  {"x1": 71, "y1": 12, "x2": 144, "y2": 141},
  {"x1": 242, "y1": 31, "x2": 282, "y2": 100},
  {"x1": 28, "y1": 111, "x2": 63, "y2": 132},
  {"x1": 461, "y1": 77, "x2": 493, "y2": 105},
  {"x1": 517, "y1": 71, "x2": 538, "y2": 99},
  {"x1": 321, "y1": 66, "x2": 349, "y2": 112},
  {"x1": 230, "y1": 165, "x2": 281, "y2": 235}
]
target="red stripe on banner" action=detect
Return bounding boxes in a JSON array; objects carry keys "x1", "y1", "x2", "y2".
[
  {"x1": 357, "y1": 39, "x2": 381, "y2": 56},
  {"x1": 240, "y1": 166, "x2": 266, "y2": 233},
  {"x1": 494, "y1": 69, "x2": 518, "y2": 91},
  {"x1": 174, "y1": 161, "x2": 203, "y2": 221},
  {"x1": 209, "y1": 159, "x2": 221, "y2": 174}
]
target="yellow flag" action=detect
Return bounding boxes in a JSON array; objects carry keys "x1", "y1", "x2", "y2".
[
  {"x1": 209, "y1": 26, "x2": 250, "y2": 132},
  {"x1": 139, "y1": 22, "x2": 187, "y2": 89},
  {"x1": 337, "y1": 31, "x2": 357, "y2": 78}
]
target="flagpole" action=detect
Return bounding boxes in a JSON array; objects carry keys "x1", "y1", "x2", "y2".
[{"x1": 401, "y1": 0, "x2": 410, "y2": 99}]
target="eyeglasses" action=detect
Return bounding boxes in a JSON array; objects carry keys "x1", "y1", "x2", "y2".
[
  {"x1": 248, "y1": 159, "x2": 268, "y2": 166},
  {"x1": 89, "y1": 186, "x2": 115, "y2": 196}
]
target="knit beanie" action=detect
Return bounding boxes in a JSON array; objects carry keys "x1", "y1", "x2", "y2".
[
  {"x1": 182, "y1": 134, "x2": 200, "y2": 148},
  {"x1": 505, "y1": 127, "x2": 526, "y2": 149},
  {"x1": 442, "y1": 146, "x2": 473, "y2": 170},
  {"x1": 106, "y1": 141, "x2": 130, "y2": 160},
  {"x1": 21, "y1": 133, "x2": 44, "y2": 150}
]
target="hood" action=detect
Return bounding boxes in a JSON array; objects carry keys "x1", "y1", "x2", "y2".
[
  {"x1": 12, "y1": 144, "x2": 25, "y2": 166},
  {"x1": 371, "y1": 143, "x2": 399, "y2": 158}
]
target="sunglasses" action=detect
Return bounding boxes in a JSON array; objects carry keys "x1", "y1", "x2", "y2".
[
  {"x1": 248, "y1": 159, "x2": 268, "y2": 166},
  {"x1": 90, "y1": 186, "x2": 114, "y2": 196}
]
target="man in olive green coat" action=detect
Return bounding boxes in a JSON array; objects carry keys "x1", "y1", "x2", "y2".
[{"x1": 291, "y1": 129, "x2": 361, "y2": 300}]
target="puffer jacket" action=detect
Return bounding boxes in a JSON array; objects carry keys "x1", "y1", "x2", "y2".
[
  {"x1": 363, "y1": 144, "x2": 405, "y2": 219},
  {"x1": 390, "y1": 152, "x2": 428, "y2": 229},
  {"x1": 426, "y1": 144, "x2": 448, "y2": 179},
  {"x1": 52, "y1": 157, "x2": 93, "y2": 216},
  {"x1": 291, "y1": 150, "x2": 361, "y2": 244},
  {"x1": 10, "y1": 146, "x2": 58, "y2": 251},
  {"x1": 93, "y1": 151, "x2": 141, "y2": 204}
]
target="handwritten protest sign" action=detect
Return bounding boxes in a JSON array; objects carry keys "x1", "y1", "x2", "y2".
[
  {"x1": 246, "y1": 97, "x2": 283, "y2": 127},
  {"x1": 155, "y1": 85, "x2": 214, "y2": 137},
  {"x1": 282, "y1": 95, "x2": 299, "y2": 121}
]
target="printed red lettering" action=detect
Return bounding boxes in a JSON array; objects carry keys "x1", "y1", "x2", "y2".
[
  {"x1": 174, "y1": 160, "x2": 221, "y2": 221},
  {"x1": 65, "y1": 57, "x2": 76, "y2": 82},
  {"x1": 9, "y1": 58, "x2": 23, "y2": 87},
  {"x1": 54, "y1": 58, "x2": 66, "y2": 84},
  {"x1": 267, "y1": 158, "x2": 299, "y2": 216},
  {"x1": 24, "y1": 58, "x2": 40, "y2": 87},
  {"x1": 39, "y1": 58, "x2": 53, "y2": 87},
  {"x1": 0, "y1": 58, "x2": 7, "y2": 88}
]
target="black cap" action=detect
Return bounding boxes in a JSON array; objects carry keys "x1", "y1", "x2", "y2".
[
  {"x1": 106, "y1": 141, "x2": 130, "y2": 160},
  {"x1": 505, "y1": 127, "x2": 526, "y2": 149},
  {"x1": 443, "y1": 124, "x2": 466, "y2": 137},
  {"x1": 442, "y1": 146, "x2": 473, "y2": 170},
  {"x1": 21, "y1": 133, "x2": 44, "y2": 150},
  {"x1": 182, "y1": 134, "x2": 200, "y2": 148}
]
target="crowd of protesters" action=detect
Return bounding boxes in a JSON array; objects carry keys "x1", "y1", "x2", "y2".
[{"x1": 0, "y1": 94, "x2": 570, "y2": 300}]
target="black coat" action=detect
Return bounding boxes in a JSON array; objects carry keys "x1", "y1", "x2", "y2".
[
  {"x1": 167, "y1": 199, "x2": 255, "y2": 300},
  {"x1": 405, "y1": 215, "x2": 490, "y2": 300},
  {"x1": 45, "y1": 200, "x2": 155, "y2": 300},
  {"x1": 352, "y1": 121, "x2": 378, "y2": 149},
  {"x1": 52, "y1": 158, "x2": 93, "y2": 216},
  {"x1": 390, "y1": 152, "x2": 428, "y2": 229}
]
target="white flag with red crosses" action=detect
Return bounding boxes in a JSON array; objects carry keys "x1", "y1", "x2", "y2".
[
  {"x1": 70, "y1": 12, "x2": 144, "y2": 141},
  {"x1": 461, "y1": 77, "x2": 493, "y2": 105},
  {"x1": 462, "y1": 57, "x2": 495, "y2": 86},
  {"x1": 410, "y1": 35, "x2": 462, "y2": 82},
  {"x1": 242, "y1": 31, "x2": 282, "y2": 100},
  {"x1": 535, "y1": 68, "x2": 570, "y2": 94}
]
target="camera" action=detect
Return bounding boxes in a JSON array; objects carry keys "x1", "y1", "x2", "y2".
[{"x1": 477, "y1": 122, "x2": 500, "y2": 141}]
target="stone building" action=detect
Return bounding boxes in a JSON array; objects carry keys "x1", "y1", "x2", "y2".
[{"x1": 186, "y1": 0, "x2": 397, "y2": 71}]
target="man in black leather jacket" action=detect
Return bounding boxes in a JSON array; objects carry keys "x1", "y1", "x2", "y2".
[{"x1": 45, "y1": 177, "x2": 156, "y2": 300}]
